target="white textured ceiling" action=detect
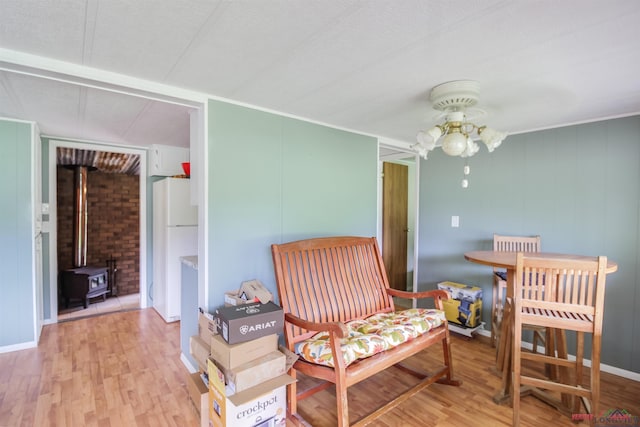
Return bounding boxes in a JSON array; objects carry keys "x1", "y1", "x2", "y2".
[{"x1": 1, "y1": 0, "x2": 640, "y2": 149}]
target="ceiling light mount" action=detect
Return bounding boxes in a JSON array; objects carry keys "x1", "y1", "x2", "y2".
[
  {"x1": 430, "y1": 80, "x2": 480, "y2": 111},
  {"x1": 412, "y1": 80, "x2": 507, "y2": 160}
]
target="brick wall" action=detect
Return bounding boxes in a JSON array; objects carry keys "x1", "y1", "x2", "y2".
[{"x1": 57, "y1": 167, "x2": 140, "y2": 296}]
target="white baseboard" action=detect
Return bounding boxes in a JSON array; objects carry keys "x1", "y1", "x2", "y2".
[
  {"x1": 477, "y1": 328, "x2": 640, "y2": 382},
  {"x1": 0, "y1": 340, "x2": 37, "y2": 354},
  {"x1": 181, "y1": 352, "x2": 198, "y2": 373}
]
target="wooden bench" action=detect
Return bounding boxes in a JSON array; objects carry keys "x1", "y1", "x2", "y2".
[{"x1": 271, "y1": 236, "x2": 461, "y2": 426}]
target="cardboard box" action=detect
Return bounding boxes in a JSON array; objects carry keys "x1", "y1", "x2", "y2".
[
  {"x1": 198, "y1": 310, "x2": 217, "y2": 343},
  {"x1": 216, "y1": 302, "x2": 284, "y2": 345},
  {"x1": 224, "y1": 281, "x2": 273, "y2": 307},
  {"x1": 279, "y1": 345, "x2": 298, "y2": 371},
  {"x1": 186, "y1": 371, "x2": 209, "y2": 427},
  {"x1": 437, "y1": 281, "x2": 483, "y2": 328},
  {"x1": 437, "y1": 281, "x2": 483, "y2": 301},
  {"x1": 239, "y1": 280, "x2": 273, "y2": 304},
  {"x1": 442, "y1": 298, "x2": 483, "y2": 328},
  {"x1": 210, "y1": 333, "x2": 278, "y2": 371},
  {"x1": 208, "y1": 358, "x2": 292, "y2": 427},
  {"x1": 225, "y1": 351, "x2": 286, "y2": 394},
  {"x1": 190, "y1": 335, "x2": 210, "y2": 372},
  {"x1": 224, "y1": 290, "x2": 258, "y2": 307}
]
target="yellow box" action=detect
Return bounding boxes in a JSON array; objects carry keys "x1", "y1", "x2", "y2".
[
  {"x1": 442, "y1": 298, "x2": 482, "y2": 328},
  {"x1": 437, "y1": 281, "x2": 483, "y2": 301}
]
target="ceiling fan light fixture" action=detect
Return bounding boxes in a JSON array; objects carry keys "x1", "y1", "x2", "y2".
[{"x1": 413, "y1": 80, "x2": 507, "y2": 160}]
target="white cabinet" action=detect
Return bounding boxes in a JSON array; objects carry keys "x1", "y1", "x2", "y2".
[{"x1": 148, "y1": 144, "x2": 189, "y2": 177}]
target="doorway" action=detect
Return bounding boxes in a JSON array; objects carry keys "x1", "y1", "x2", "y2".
[
  {"x1": 378, "y1": 144, "x2": 420, "y2": 306},
  {"x1": 47, "y1": 139, "x2": 148, "y2": 323}
]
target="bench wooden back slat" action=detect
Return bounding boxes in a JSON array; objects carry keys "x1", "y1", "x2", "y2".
[{"x1": 272, "y1": 236, "x2": 394, "y2": 344}]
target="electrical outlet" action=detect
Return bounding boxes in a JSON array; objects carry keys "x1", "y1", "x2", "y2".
[{"x1": 451, "y1": 215, "x2": 459, "y2": 228}]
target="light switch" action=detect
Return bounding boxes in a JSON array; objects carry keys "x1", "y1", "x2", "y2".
[{"x1": 451, "y1": 215, "x2": 459, "y2": 228}]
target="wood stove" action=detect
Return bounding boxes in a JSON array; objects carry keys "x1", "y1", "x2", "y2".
[
  {"x1": 59, "y1": 164, "x2": 111, "y2": 309},
  {"x1": 61, "y1": 266, "x2": 109, "y2": 308}
]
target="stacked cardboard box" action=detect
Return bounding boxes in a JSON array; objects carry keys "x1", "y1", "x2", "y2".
[
  {"x1": 224, "y1": 279, "x2": 273, "y2": 306},
  {"x1": 437, "y1": 281, "x2": 483, "y2": 328},
  {"x1": 187, "y1": 309, "x2": 218, "y2": 427},
  {"x1": 209, "y1": 299, "x2": 294, "y2": 427}
]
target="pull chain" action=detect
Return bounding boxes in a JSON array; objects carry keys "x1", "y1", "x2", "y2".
[{"x1": 461, "y1": 161, "x2": 470, "y2": 189}]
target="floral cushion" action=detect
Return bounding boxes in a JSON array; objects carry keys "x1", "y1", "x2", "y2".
[{"x1": 295, "y1": 308, "x2": 446, "y2": 368}]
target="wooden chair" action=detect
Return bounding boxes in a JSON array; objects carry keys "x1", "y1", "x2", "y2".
[
  {"x1": 492, "y1": 234, "x2": 542, "y2": 349},
  {"x1": 272, "y1": 236, "x2": 460, "y2": 427},
  {"x1": 511, "y1": 253, "x2": 608, "y2": 426}
]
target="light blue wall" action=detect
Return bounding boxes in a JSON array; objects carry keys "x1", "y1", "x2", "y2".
[
  {"x1": 207, "y1": 100, "x2": 378, "y2": 309},
  {"x1": 417, "y1": 115, "x2": 640, "y2": 373},
  {"x1": 0, "y1": 119, "x2": 35, "y2": 347}
]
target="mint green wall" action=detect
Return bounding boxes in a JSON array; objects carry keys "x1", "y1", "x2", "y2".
[
  {"x1": 207, "y1": 100, "x2": 377, "y2": 309},
  {"x1": 417, "y1": 115, "x2": 640, "y2": 373},
  {"x1": 0, "y1": 119, "x2": 35, "y2": 347}
]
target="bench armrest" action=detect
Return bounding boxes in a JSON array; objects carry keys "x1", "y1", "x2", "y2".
[
  {"x1": 386, "y1": 288, "x2": 450, "y2": 310},
  {"x1": 284, "y1": 312, "x2": 348, "y2": 338}
]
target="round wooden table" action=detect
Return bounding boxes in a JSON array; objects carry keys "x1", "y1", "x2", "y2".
[
  {"x1": 463, "y1": 250, "x2": 618, "y2": 405},
  {"x1": 464, "y1": 251, "x2": 618, "y2": 274}
]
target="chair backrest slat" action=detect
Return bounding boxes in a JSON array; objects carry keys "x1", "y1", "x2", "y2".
[
  {"x1": 272, "y1": 236, "x2": 393, "y2": 345},
  {"x1": 515, "y1": 253, "x2": 607, "y2": 320},
  {"x1": 493, "y1": 234, "x2": 541, "y2": 253}
]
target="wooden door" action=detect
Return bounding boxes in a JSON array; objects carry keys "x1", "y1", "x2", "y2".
[{"x1": 382, "y1": 162, "x2": 408, "y2": 290}]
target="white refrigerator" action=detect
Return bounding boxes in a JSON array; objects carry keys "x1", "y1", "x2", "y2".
[{"x1": 153, "y1": 178, "x2": 197, "y2": 322}]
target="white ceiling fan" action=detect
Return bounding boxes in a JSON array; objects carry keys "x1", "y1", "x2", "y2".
[{"x1": 412, "y1": 80, "x2": 507, "y2": 160}]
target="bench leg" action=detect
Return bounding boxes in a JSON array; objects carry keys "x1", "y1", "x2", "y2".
[
  {"x1": 437, "y1": 328, "x2": 462, "y2": 386},
  {"x1": 335, "y1": 378, "x2": 349, "y2": 427},
  {"x1": 287, "y1": 369, "x2": 298, "y2": 417}
]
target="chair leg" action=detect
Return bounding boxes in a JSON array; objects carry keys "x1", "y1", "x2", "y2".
[
  {"x1": 496, "y1": 300, "x2": 511, "y2": 370},
  {"x1": 574, "y1": 331, "x2": 585, "y2": 414},
  {"x1": 491, "y1": 280, "x2": 498, "y2": 347},
  {"x1": 590, "y1": 334, "x2": 602, "y2": 427},
  {"x1": 512, "y1": 313, "x2": 523, "y2": 427},
  {"x1": 531, "y1": 328, "x2": 539, "y2": 355}
]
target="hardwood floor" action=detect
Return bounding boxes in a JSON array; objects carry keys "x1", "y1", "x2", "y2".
[
  {"x1": 1, "y1": 308, "x2": 638, "y2": 426},
  {"x1": 0, "y1": 309, "x2": 200, "y2": 427}
]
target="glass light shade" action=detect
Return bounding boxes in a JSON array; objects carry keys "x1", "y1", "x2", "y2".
[
  {"x1": 479, "y1": 127, "x2": 507, "y2": 152},
  {"x1": 460, "y1": 138, "x2": 479, "y2": 158},
  {"x1": 416, "y1": 130, "x2": 437, "y2": 151},
  {"x1": 426, "y1": 125, "x2": 443, "y2": 142},
  {"x1": 441, "y1": 132, "x2": 468, "y2": 156},
  {"x1": 412, "y1": 144, "x2": 429, "y2": 159}
]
